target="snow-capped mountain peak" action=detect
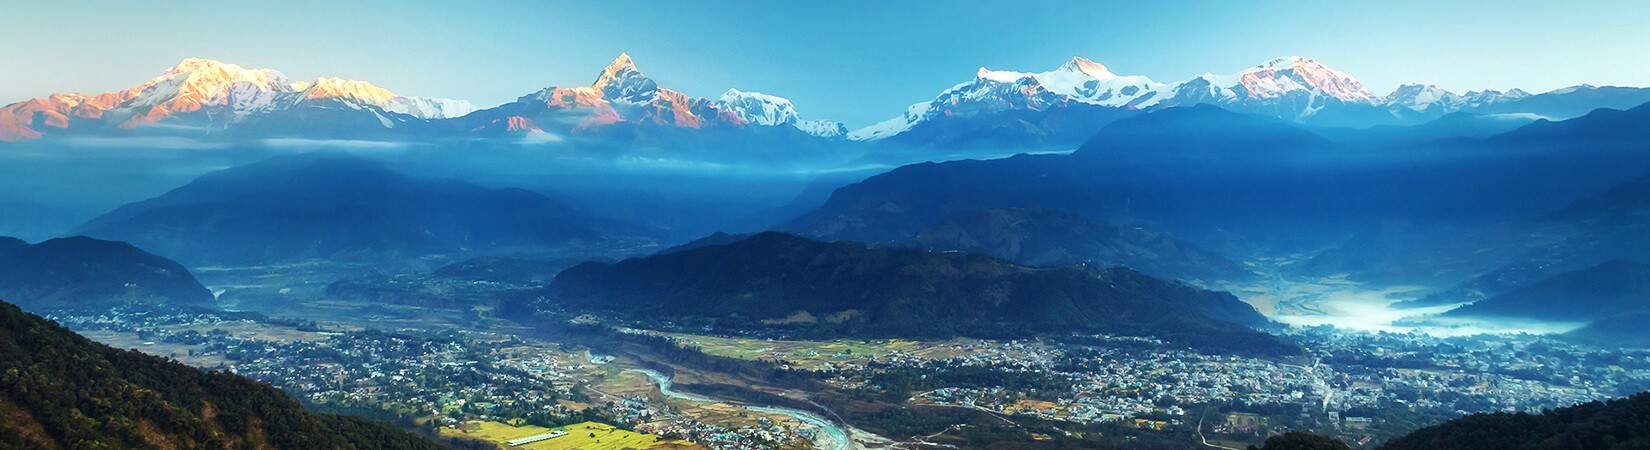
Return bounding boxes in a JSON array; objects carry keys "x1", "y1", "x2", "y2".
[
  {"x1": 501, "y1": 53, "x2": 833, "y2": 133},
  {"x1": 1237, "y1": 56, "x2": 1376, "y2": 103},
  {"x1": 975, "y1": 67, "x2": 1031, "y2": 83},
  {"x1": 1035, "y1": 57, "x2": 1164, "y2": 107},
  {"x1": 717, "y1": 89, "x2": 799, "y2": 126},
  {"x1": 851, "y1": 57, "x2": 1166, "y2": 140},
  {"x1": 592, "y1": 53, "x2": 657, "y2": 101},
  {"x1": 0, "y1": 57, "x2": 483, "y2": 137},
  {"x1": 1163, "y1": 55, "x2": 1377, "y2": 121},
  {"x1": 602, "y1": 52, "x2": 638, "y2": 77},
  {"x1": 1254, "y1": 55, "x2": 1308, "y2": 70},
  {"x1": 1058, "y1": 57, "x2": 1118, "y2": 79},
  {"x1": 1456, "y1": 88, "x2": 1533, "y2": 109},
  {"x1": 302, "y1": 77, "x2": 396, "y2": 103},
  {"x1": 297, "y1": 77, "x2": 476, "y2": 119},
  {"x1": 112, "y1": 58, "x2": 300, "y2": 125},
  {"x1": 1548, "y1": 84, "x2": 1597, "y2": 95},
  {"x1": 1384, "y1": 83, "x2": 1461, "y2": 111},
  {"x1": 160, "y1": 58, "x2": 284, "y2": 81},
  {"x1": 849, "y1": 101, "x2": 930, "y2": 141},
  {"x1": 716, "y1": 88, "x2": 848, "y2": 138},
  {"x1": 388, "y1": 97, "x2": 477, "y2": 120},
  {"x1": 794, "y1": 119, "x2": 848, "y2": 139}
]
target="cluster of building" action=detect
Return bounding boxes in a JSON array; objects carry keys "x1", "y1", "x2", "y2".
[
  {"x1": 903, "y1": 342, "x2": 1312, "y2": 424},
  {"x1": 818, "y1": 329, "x2": 1650, "y2": 446},
  {"x1": 636, "y1": 417, "x2": 797, "y2": 450},
  {"x1": 50, "y1": 307, "x2": 805, "y2": 450}
]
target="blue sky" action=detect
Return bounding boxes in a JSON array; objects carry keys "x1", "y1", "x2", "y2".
[{"x1": 4, "y1": 0, "x2": 1648, "y2": 128}]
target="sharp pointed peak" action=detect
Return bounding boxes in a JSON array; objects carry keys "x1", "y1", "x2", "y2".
[
  {"x1": 592, "y1": 52, "x2": 649, "y2": 88},
  {"x1": 605, "y1": 53, "x2": 638, "y2": 73}
]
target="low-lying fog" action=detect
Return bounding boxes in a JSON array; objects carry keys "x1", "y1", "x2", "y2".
[{"x1": 1238, "y1": 277, "x2": 1587, "y2": 336}]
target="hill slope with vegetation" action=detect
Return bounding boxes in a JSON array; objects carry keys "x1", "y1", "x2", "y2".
[
  {"x1": 1377, "y1": 391, "x2": 1650, "y2": 449},
  {"x1": 0, "y1": 298, "x2": 444, "y2": 449}
]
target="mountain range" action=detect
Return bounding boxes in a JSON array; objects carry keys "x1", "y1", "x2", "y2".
[
  {"x1": 5, "y1": 55, "x2": 1646, "y2": 155},
  {"x1": 0, "y1": 55, "x2": 846, "y2": 146},
  {"x1": 0, "y1": 58, "x2": 475, "y2": 141},
  {"x1": 852, "y1": 56, "x2": 1650, "y2": 148},
  {"x1": 452, "y1": 53, "x2": 847, "y2": 143}
]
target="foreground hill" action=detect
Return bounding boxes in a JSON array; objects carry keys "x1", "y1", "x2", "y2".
[
  {"x1": 0, "y1": 299, "x2": 443, "y2": 449},
  {"x1": 1377, "y1": 391, "x2": 1650, "y2": 450},
  {"x1": 75, "y1": 153, "x2": 649, "y2": 265},
  {"x1": 535, "y1": 232, "x2": 1289, "y2": 355},
  {"x1": 0, "y1": 236, "x2": 212, "y2": 311}
]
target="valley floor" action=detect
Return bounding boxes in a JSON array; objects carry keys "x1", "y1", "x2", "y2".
[{"x1": 45, "y1": 288, "x2": 1650, "y2": 449}]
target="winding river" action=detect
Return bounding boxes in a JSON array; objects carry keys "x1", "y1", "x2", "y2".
[{"x1": 630, "y1": 368, "x2": 851, "y2": 450}]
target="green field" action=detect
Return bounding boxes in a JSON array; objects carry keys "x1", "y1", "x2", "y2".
[{"x1": 442, "y1": 420, "x2": 697, "y2": 450}]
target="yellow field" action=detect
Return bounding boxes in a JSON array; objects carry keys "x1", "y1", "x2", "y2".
[
  {"x1": 442, "y1": 420, "x2": 700, "y2": 450},
  {"x1": 660, "y1": 332, "x2": 982, "y2": 369}
]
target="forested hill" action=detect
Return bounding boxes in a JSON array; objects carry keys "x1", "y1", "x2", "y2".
[
  {"x1": 1376, "y1": 391, "x2": 1650, "y2": 449},
  {"x1": 0, "y1": 236, "x2": 213, "y2": 310},
  {"x1": 539, "y1": 232, "x2": 1293, "y2": 355},
  {"x1": 0, "y1": 299, "x2": 444, "y2": 449}
]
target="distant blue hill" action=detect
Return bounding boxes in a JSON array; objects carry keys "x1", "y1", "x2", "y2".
[{"x1": 74, "y1": 153, "x2": 654, "y2": 266}]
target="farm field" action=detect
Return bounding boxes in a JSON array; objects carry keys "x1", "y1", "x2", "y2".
[
  {"x1": 77, "y1": 330, "x2": 230, "y2": 367},
  {"x1": 442, "y1": 420, "x2": 701, "y2": 450},
  {"x1": 658, "y1": 332, "x2": 984, "y2": 369}
]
